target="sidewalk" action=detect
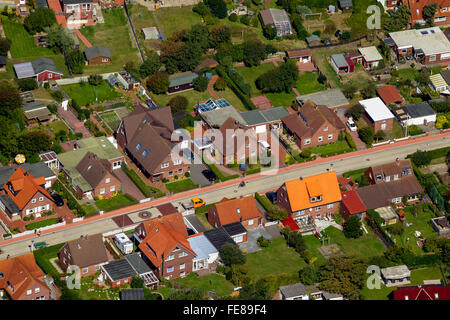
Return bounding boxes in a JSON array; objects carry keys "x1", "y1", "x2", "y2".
[{"x1": 58, "y1": 106, "x2": 91, "y2": 138}]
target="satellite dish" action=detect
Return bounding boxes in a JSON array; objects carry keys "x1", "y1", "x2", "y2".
[{"x1": 15, "y1": 154, "x2": 26, "y2": 164}]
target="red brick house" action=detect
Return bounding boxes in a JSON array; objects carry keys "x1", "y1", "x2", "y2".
[
  {"x1": 59, "y1": 234, "x2": 109, "y2": 277},
  {"x1": 116, "y1": 104, "x2": 189, "y2": 182},
  {"x1": 281, "y1": 100, "x2": 346, "y2": 149},
  {"x1": 134, "y1": 213, "x2": 195, "y2": 280},
  {"x1": 407, "y1": 0, "x2": 450, "y2": 26},
  {"x1": 208, "y1": 196, "x2": 265, "y2": 230},
  {"x1": 74, "y1": 152, "x2": 121, "y2": 198},
  {"x1": 340, "y1": 190, "x2": 367, "y2": 221},
  {"x1": 0, "y1": 253, "x2": 52, "y2": 300},
  {"x1": 392, "y1": 285, "x2": 450, "y2": 300},
  {"x1": 276, "y1": 171, "x2": 341, "y2": 232},
  {"x1": 0, "y1": 167, "x2": 54, "y2": 220},
  {"x1": 359, "y1": 97, "x2": 395, "y2": 132},
  {"x1": 366, "y1": 159, "x2": 414, "y2": 185}
]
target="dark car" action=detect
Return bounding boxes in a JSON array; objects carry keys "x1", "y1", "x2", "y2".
[
  {"x1": 51, "y1": 193, "x2": 64, "y2": 207},
  {"x1": 335, "y1": 30, "x2": 341, "y2": 37},
  {"x1": 265, "y1": 191, "x2": 277, "y2": 204},
  {"x1": 202, "y1": 169, "x2": 217, "y2": 182}
]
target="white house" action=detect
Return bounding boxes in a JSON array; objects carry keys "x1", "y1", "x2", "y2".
[{"x1": 279, "y1": 283, "x2": 309, "y2": 300}]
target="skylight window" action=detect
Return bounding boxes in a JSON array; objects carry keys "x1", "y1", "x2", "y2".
[
  {"x1": 142, "y1": 149, "x2": 150, "y2": 158},
  {"x1": 87, "y1": 165, "x2": 92, "y2": 171},
  {"x1": 136, "y1": 142, "x2": 143, "y2": 151}
]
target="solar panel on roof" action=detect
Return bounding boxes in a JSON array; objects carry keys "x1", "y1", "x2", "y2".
[{"x1": 196, "y1": 98, "x2": 231, "y2": 113}]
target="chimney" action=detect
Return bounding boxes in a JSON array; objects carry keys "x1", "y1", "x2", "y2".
[{"x1": 300, "y1": 177, "x2": 303, "y2": 180}]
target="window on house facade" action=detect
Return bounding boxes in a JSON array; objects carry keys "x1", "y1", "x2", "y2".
[
  {"x1": 394, "y1": 174, "x2": 398, "y2": 180},
  {"x1": 167, "y1": 266, "x2": 174, "y2": 273},
  {"x1": 173, "y1": 159, "x2": 182, "y2": 165},
  {"x1": 165, "y1": 254, "x2": 174, "y2": 261},
  {"x1": 169, "y1": 171, "x2": 173, "y2": 177},
  {"x1": 83, "y1": 268, "x2": 88, "y2": 274},
  {"x1": 35, "y1": 288, "x2": 40, "y2": 293},
  {"x1": 315, "y1": 206, "x2": 321, "y2": 211},
  {"x1": 110, "y1": 186, "x2": 115, "y2": 192},
  {"x1": 180, "y1": 263, "x2": 185, "y2": 270},
  {"x1": 327, "y1": 203, "x2": 333, "y2": 209},
  {"x1": 180, "y1": 272, "x2": 185, "y2": 277},
  {"x1": 27, "y1": 289, "x2": 32, "y2": 295},
  {"x1": 328, "y1": 134, "x2": 333, "y2": 140},
  {"x1": 248, "y1": 219, "x2": 254, "y2": 225},
  {"x1": 178, "y1": 169, "x2": 183, "y2": 174},
  {"x1": 161, "y1": 162, "x2": 169, "y2": 169},
  {"x1": 32, "y1": 198, "x2": 36, "y2": 204},
  {"x1": 323, "y1": 126, "x2": 328, "y2": 131},
  {"x1": 304, "y1": 139, "x2": 311, "y2": 145},
  {"x1": 39, "y1": 197, "x2": 44, "y2": 201},
  {"x1": 385, "y1": 176, "x2": 390, "y2": 182},
  {"x1": 100, "y1": 188, "x2": 105, "y2": 194},
  {"x1": 318, "y1": 136, "x2": 323, "y2": 142},
  {"x1": 105, "y1": 178, "x2": 110, "y2": 184},
  {"x1": 179, "y1": 252, "x2": 187, "y2": 258},
  {"x1": 429, "y1": 55, "x2": 436, "y2": 62}
]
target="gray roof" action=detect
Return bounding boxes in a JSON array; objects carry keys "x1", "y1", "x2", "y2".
[
  {"x1": 62, "y1": 0, "x2": 92, "y2": 4},
  {"x1": 102, "y1": 258, "x2": 136, "y2": 281},
  {"x1": 31, "y1": 57, "x2": 62, "y2": 75},
  {"x1": 306, "y1": 34, "x2": 320, "y2": 44},
  {"x1": 187, "y1": 234, "x2": 218, "y2": 261},
  {"x1": 125, "y1": 253, "x2": 153, "y2": 275},
  {"x1": 279, "y1": 283, "x2": 308, "y2": 298},
  {"x1": 240, "y1": 107, "x2": 289, "y2": 126},
  {"x1": 331, "y1": 54, "x2": 349, "y2": 68},
  {"x1": 296, "y1": 88, "x2": 349, "y2": 109},
  {"x1": 120, "y1": 288, "x2": 144, "y2": 300},
  {"x1": 404, "y1": 102, "x2": 436, "y2": 118},
  {"x1": 381, "y1": 265, "x2": 410, "y2": 280},
  {"x1": 200, "y1": 105, "x2": 246, "y2": 128},
  {"x1": 0, "y1": 163, "x2": 55, "y2": 187},
  {"x1": 22, "y1": 100, "x2": 46, "y2": 112},
  {"x1": 169, "y1": 72, "x2": 198, "y2": 88},
  {"x1": 0, "y1": 194, "x2": 20, "y2": 214},
  {"x1": 440, "y1": 69, "x2": 450, "y2": 85},
  {"x1": 240, "y1": 110, "x2": 266, "y2": 126},
  {"x1": 84, "y1": 46, "x2": 112, "y2": 60},
  {"x1": 222, "y1": 222, "x2": 247, "y2": 236},
  {"x1": 339, "y1": 0, "x2": 353, "y2": 7},
  {"x1": 14, "y1": 62, "x2": 35, "y2": 79},
  {"x1": 142, "y1": 27, "x2": 159, "y2": 39},
  {"x1": 36, "y1": 0, "x2": 48, "y2": 8},
  {"x1": 268, "y1": 8, "x2": 290, "y2": 24}
]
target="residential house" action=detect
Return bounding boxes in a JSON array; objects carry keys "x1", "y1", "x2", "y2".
[
  {"x1": 240, "y1": 107, "x2": 289, "y2": 134},
  {"x1": 168, "y1": 72, "x2": 198, "y2": 94},
  {"x1": 330, "y1": 54, "x2": 354, "y2": 74},
  {"x1": 366, "y1": 159, "x2": 414, "y2": 185},
  {"x1": 377, "y1": 0, "x2": 399, "y2": 8},
  {"x1": 198, "y1": 103, "x2": 245, "y2": 127},
  {"x1": 407, "y1": 0, "x2": 450, "y2": 26},
  {"x1": 295, "y1": 88, "x2": 350, "y2": 115},
  {"x1": 279, "y1": 283, "x2": 309, "y2": 300},
  {"x1": 22, "y1": 101, "x2": 53, "y2": 124},
  {"x1": 430, "y1": 73, "x2": 448, "y2": 92},
  {"x1": 286, "y1": 48, "x2": 312, "y2": 63},
  {"x1": 84, "y1": 46, "x2": 112, "y2": 65},
  {"x1": 59, "y1": 234, "x2": 109, "y2": 277},
  {"x1": 134, "y1": 213, "x2": 195, "y2": 280},
  {"x1": 203, "y1": 226, "x2": 240, "y2": 251},
  {"x1": 381, "y1": 265, "x2": 411, "y2": 287},
  {"x1": 61, "y1": 0, "x2": 95, "y2": 28},
  {"x1": 393, "y1": 102, "x2": 436, "y2": 126},
  {"x1": 0, "y1": 253, "x2": 51, "y2": 300},
  {"x1": 187, "y1": 233, "x2": 219, "y2": 273},
  {"x1": 14, "y1": 58, "x2": 63, "y2": 82},
  {"x1": 392, "y1": 285, "x2": 450, "y2": 300},
  {"x1": 57, "y1": 137, "x2": 124, "y2": 198},
  {"x1": 388, "y1": 27, "x2": 450, "y2": 65},
  {"x1": 377, "y1": 85, "x2": 406, "y2": 106},
  {"x1": 340, "y1": 190, "x2": 367, "y2": 220},
  {"x1": 358, "y1": 46, "x2": 384, "y2": 70},
  {"x1": 208, "y1": 196, "x2": 265, "y2": 230},
  {"x1": 305, "y1": 285, "x2": 344, "y2": 300},
  {"x1": 0, "y1": 162, "x2": 56, "y2": 190},
  {"x1": 0, "y1": 167, "x2": 54, "y2": 220},
  {"x1": 259, "y1": 8, "x2": 292, "y2": 38},
  {"x1": 276, "y1": 171, "x2": 342, "y2": 232},
  {"x1": 431, "y1": 216, "x2": 450, "y2": 237},
  {"x1": 116, "y1": 104, "x2": 189, "y2": 182},
  {"x1": 338, "y1": 0, "x2": 353, "y2": 10},
  {"x1": 359, "y1": 97, "x2": 395, "y2": 131},
  {"x1": 281, "y1": 100, "x2": 346, "y2": 149},
  {"x1": 101, "y1": 253, "x2": 159, "y2": 288}
]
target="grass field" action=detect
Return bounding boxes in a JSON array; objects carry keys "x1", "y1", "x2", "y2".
[
  {"x1": 47, "y1": 121, "x2": 70, "y2": 135},
  {"x1": 80, "y1": 8, "x2": 140, "y2": 74},
  {"x1": 304, "y1": 140, "x2": 352, "y2": 157},
  {"x1": 296, "y1": 71, "x2": 327, "y2": 95},
  {"x1": 165, "y1": 178, "x2": 198, "y2": 194},
  {"x1": 154, "y1": 5, "x2": 202, "y2": 38},
  {"x1": 244, "y1": 237, "x2": 307, "y2": 281},
  {"x1": 101, "y1": 111, "x2": 122, "y2": 130},
  {"x1": 128, "y1": 4, "x2": 158, "y2": 54},
  {"x1": 236, "y1": 63, "x2": 276, "y2": 95},
  {"x1": 95, "y1": 194, "x2": 138, "y2": 212},
  {"x1": 61, "y1": 81, "x2": 121, "y2": 106},
  {"x1": 171, "y1": 273, "x2": 234, "y2": 297},
  {"x1": 25, "y1": 218, "x2": 59, "y2": 230}
]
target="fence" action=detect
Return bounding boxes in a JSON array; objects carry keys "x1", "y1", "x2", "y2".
[
  {"x1": 102, "y1": 225, "x2": 136, "y2": 238},
  {"x1": 10, "y1": 221, "x2": 67, "y2": 239}
]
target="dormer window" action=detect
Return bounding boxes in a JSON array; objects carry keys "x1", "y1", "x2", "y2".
[
  {"x1": 376, "y1": 175, "x2": 382, "y2": 181},
  {"x1": 385, "y1": 176, "x2": 390, "y2": 182},
  {"x1": 323, "y1": 126, "x2": 328, "y2": 131},
  {"x1": 311, "y1": 196, "x2": 316, "y2": 202},
  {"x1": 237, "y1": 208, "x2": 240, "y2": 214},
  {"x1": 393, "y1": 174, "x2": 398, "y2": 180},
  {"x1": 317, "y1": 195, "x2": 322, "y2": 201}
]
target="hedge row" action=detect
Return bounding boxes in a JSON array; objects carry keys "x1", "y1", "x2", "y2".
[
  {"x1": 254, "y1": 192, "x2": 273, "y2": 213},
  {"x1": 53, "y1": 181, "x2": 87, "y2": 217},
  {"x1": 216, "y1": 65, "x2": 257, "y2": 110},
  {"x1": 366, "y1": 209, "x2": 395, "y2": 247},
  {"x1": 345, "y1": 132, "x2": 357, "y2": 150},
  {"x1": 121, "y1": 165, "x2": 165, "y2": 199},
  {"x1": 206, "y1": 162, "x2": 239, "y2": 182},
  {"x1": 33, "y1": 243, "x2": 65, "y2": 277},
  {"x1": 225, "y1": 65, "x2": 252, "y2": 96}
]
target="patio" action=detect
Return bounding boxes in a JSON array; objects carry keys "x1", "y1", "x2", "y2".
[{"x1": 240, "y1": 226, "x2": 275, "y2": 254}]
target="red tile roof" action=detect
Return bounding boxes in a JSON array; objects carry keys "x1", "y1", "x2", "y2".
[
  {"x1": 377, "y1": 85, "x2": 405, "y2": 106},
  {"x1": 408, "y1": 0, "x2": 450, "y2": 23},
  {"x1": 341, "y1": 190, "x2": 366, "y2": 215},
  {"x1": 281, "y1": 216, "x2": 299, "y2": 231},
  {"x1": 212, "y1": 196, "x2": 264, "y2": 226},
  {"x1": 393, "y1": 285, "x2": 450, "y2": 300}
]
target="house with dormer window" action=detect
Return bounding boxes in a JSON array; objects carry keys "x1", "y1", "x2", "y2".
[
  {"x1": 366, "y1": 159, "x2": 414, "y2": 185},
  {"x1": 276, "y1": 171, "x2": 341, "y2": 232}
]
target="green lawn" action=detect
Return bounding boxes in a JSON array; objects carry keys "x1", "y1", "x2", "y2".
[
  {"x1": 81, "y1": 204, "x2": 98, "y2": 217},
  {"x1": 61, "y1": 81, "x2": 121, "y2": 106},
  {"x1": 47, "y1": 121, "x2": 70, "y2": 135},
  {"x1": 154, "y1": 5, "x2": 203, "y2": 38},
  {"x1": 25, "y1": 218, "x2": 59, "y2": 230},
  {"x1": 95, "y1": 194, "x2": 138, "y2": 212},
  {"x1": 244, "y1": 237, "x2": 307, "y2": 281},
  {"x1": 388, "y1": 120, "x2": 405, "y2": 139},
  {"x1": 165, "y1": 178, "x2": 198, "y2": 194},
  {"x1": 122, "y1": 166, "x2": 165, "y2": 199},
  {"x1": 343, "y1": 167, "x2": 369, "y2": 181},
  {"x1": 101, "y1": 111, "x2": 122, "y2": 131},
  {"x1": 128, "y1": 4, "x2": 158, "y2": 54},
  {"x1": 195, "y1": 203, "x2": 215, "y2": 230},
  {"x1": 265, "y1": 91, "x2": 296, "y2": 108},
  {"x1": 236, "y1": 63, "x2": 276, "y2": 96},
  {"x1": 304, "y1": 140, "x2": 352, "y2": 157},
  {"x1": 296, "y1": 72, "x2": 327, "y2": 95},
  {"x1": 171, "y1": 273, "x2": 234, "y2": 297},
  {"x1": 79, "y1": 7, "x2": 140, "y2": 74},
  {"x1": 385, "y1": 204, "x2": 438, "y2": 254}
]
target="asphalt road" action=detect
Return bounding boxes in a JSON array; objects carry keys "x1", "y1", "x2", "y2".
[{"x1": 0, "y1": 135, "x2": 448, "y2": 258}]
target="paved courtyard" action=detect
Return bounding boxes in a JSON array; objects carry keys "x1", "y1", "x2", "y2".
[{"x1": 240, "y1": 226, "x2": 274, "y2": 254}]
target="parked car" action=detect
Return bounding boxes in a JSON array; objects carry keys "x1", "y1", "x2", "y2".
[
  {"x1": 51, "y1": 192, "x2": 64, "y2": 207},
  {"x1": 34, "y1": 242, "x2": 48, "y2": 249},
  {"x1": 265, "y1": 191, "x2": 277, "y2": 204},
  {"x1": 346, "y1": 117, "x2": 357, "y2": 132},
  {"x1": 202, "y1": 169, "x2": 217, "y2": 182}
]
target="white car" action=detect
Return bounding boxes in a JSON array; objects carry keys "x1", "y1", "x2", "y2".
[{"x1": 346, "y1": 117, "x2": 357, "y2": 132}]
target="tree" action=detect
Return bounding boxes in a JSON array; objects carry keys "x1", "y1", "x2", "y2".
[
  {"x1": 243, "y1": 40, "x2": 267, "y2": 67},
  {"x1": 229, "y1": 13, "x2": 238, "y2": 22},
  {"x1": 415, "y1": 68, "x2": 430, "y2": 85},
  {"x1": 343, "y1": 85, "x2": 357, "y2": 99},
  {"x1": 281, "y1": 227, "x2": 306, "y2": 254},
  {"x1": 184, "y1": 24, "x2": 211, "y2": 52},
  {"x1": 45, "y1": 24, "x2": 74, "y2": 53},
  {"x1": 0, "y1": 37, "x2": 11, "y2": 56},
  {"x1": 168, "y1": 95, "x2": 188, "y2": 114},
  {"x1": 263, "y1": 25, "x2": 277, "y2": 40},
  {"x1": 0, "y1": 80, "x2": 22, "y2": 119},
  {"x1": 298, "y1": 265, "x2": 318, "y2": 285},
  {"x1": 146, "y1": 72, "x2": 169, "y2": 94},
  {"x1": 88, "y1": 74, "x2": 102, "y2": 86},
  {"x1": 345, "y1": 104, "x2": 364, "y2": 120},
  {"x1": 358, "y1": 127, "x2": 375, "y2": 146},
  {"x1": 214, "y1": 77, "x2": 227, "y2": 91},
  {"x1": 343, "y1": 216, "x2": 363, "y2": 239},
  {"x1": 256, "y1": 59, "x2": 299, "y2": 93},
  {"x1": 339, "y1": 30, "x2": 351, "y2": 41},
  {"x1": 131, "y1": 275, "x2": 144, "y2": 288},
  {"x1": 139, "y1": 51, "x2": 162, "y2": 78},
  {"x1": 24, "y1": 8, "x2": 56, "y2": 34},
  {"x1": 292, "y1": 17, "x2": 308, "y2": 40},
  {"x1": 16, "y1": 78, "x2": 38, "y2": 91},
  {"x1": 240, "y1": 15, "x2": 250, "y2": 25},
  {"x1": 296, "y1": 5, "x2": 312, "y2": 15},
  {"x1": 268, "y1": 205, "x2": 288, "y2": 221},
  {"x1": 374, "y1": 130, "x2": 386, "y2": 142},
  {"x1": 360, "y1": 83, "x2": 377, "y2": 99},
  {"x1": 210, "y1": 25, "x2": 231, "y2": 47},
  {"x1": 384, "y1": 4, "x2": 411, "y2": 32},
  {"x1": 410, "y1": 150, "x2": 432, "y2": 167},
  {"x1": 66, "y1": 49, "x2": 85, "y2": 74},
  {"x1": 219, "y1": 243, "x2": 246, "y2": 266},
  {"x1": 239, "y1": 280, "x2": 270, "y2": 300},
  {"x1": 193, "y1": 76, "x2": 209, "y2": 92},
  {"x1": 19, "y1": 131, "x2": 52, "y2": 158},
  {"x1": 206, "y1": 0, "x2": 227, "y2": 19},
  {"x1": 423, "y1": 3, "x2": 438, "y2": 25},
  {"x1": 192, "y1": 2, "x2": 210, "y2": 17}
]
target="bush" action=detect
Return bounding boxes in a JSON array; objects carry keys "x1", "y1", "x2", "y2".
[
  {"x1": 343, "y1": 215, "x2": 363, "y2": 238},
  {"x1": 17, "y1": 78, "x2": 38, "y2": 91},
  {"x1": 168, "y1": 95, "x2": 188, "y2": 114},
  {"x1": 410, "y1": 150, "x2": 432, "y2": 167},
  {"x1": 358, "y1": 126, "x2": 375, "y2": 146},
  {"x1": 219, "y1": 243, "x2": 246, "y2": 266},
  {"x1": 214, "y1": 77, "x2": 227, "y2": 91},
  {"x1": 229, "y1": 13, "x2": 238, "y2": 22},
  {"x1": 345, "y1": 132, "x2": 356, "y2": 150},
  {"x1": 193, "y1": 76, "x2": 209, "y2": 92}
]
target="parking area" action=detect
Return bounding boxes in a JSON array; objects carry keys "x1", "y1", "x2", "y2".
[
  {"x1": 189, "y1": 163, "x2": 212, "y2": 187},
  {"x1": 240, "y1": 226, "x2": 274, "y2": 254}
]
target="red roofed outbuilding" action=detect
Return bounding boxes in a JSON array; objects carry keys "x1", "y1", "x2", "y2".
[
  {"x1": 340, "y1": 190, "x2": 366, "y2": 220},
  {"x1": 392, "y1": 285, "x2": 450, "y2": 300},
  {"x1": 377, "y1": 85, "x2": 405, "y2": 106}
]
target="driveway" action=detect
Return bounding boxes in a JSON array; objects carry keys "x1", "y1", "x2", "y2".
[
  {"x1": 184, "y1": 214, "x2": 207, "y2": 233},
  {"x1": 114, "y1": 168, "x2": 145, "y2": 201},
  {"x1": 240, "y1": 226, "x2": 274, "y2": 253},
  {"x1": 189, "y1": 164, "x2": 212, "y2": 187}
]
